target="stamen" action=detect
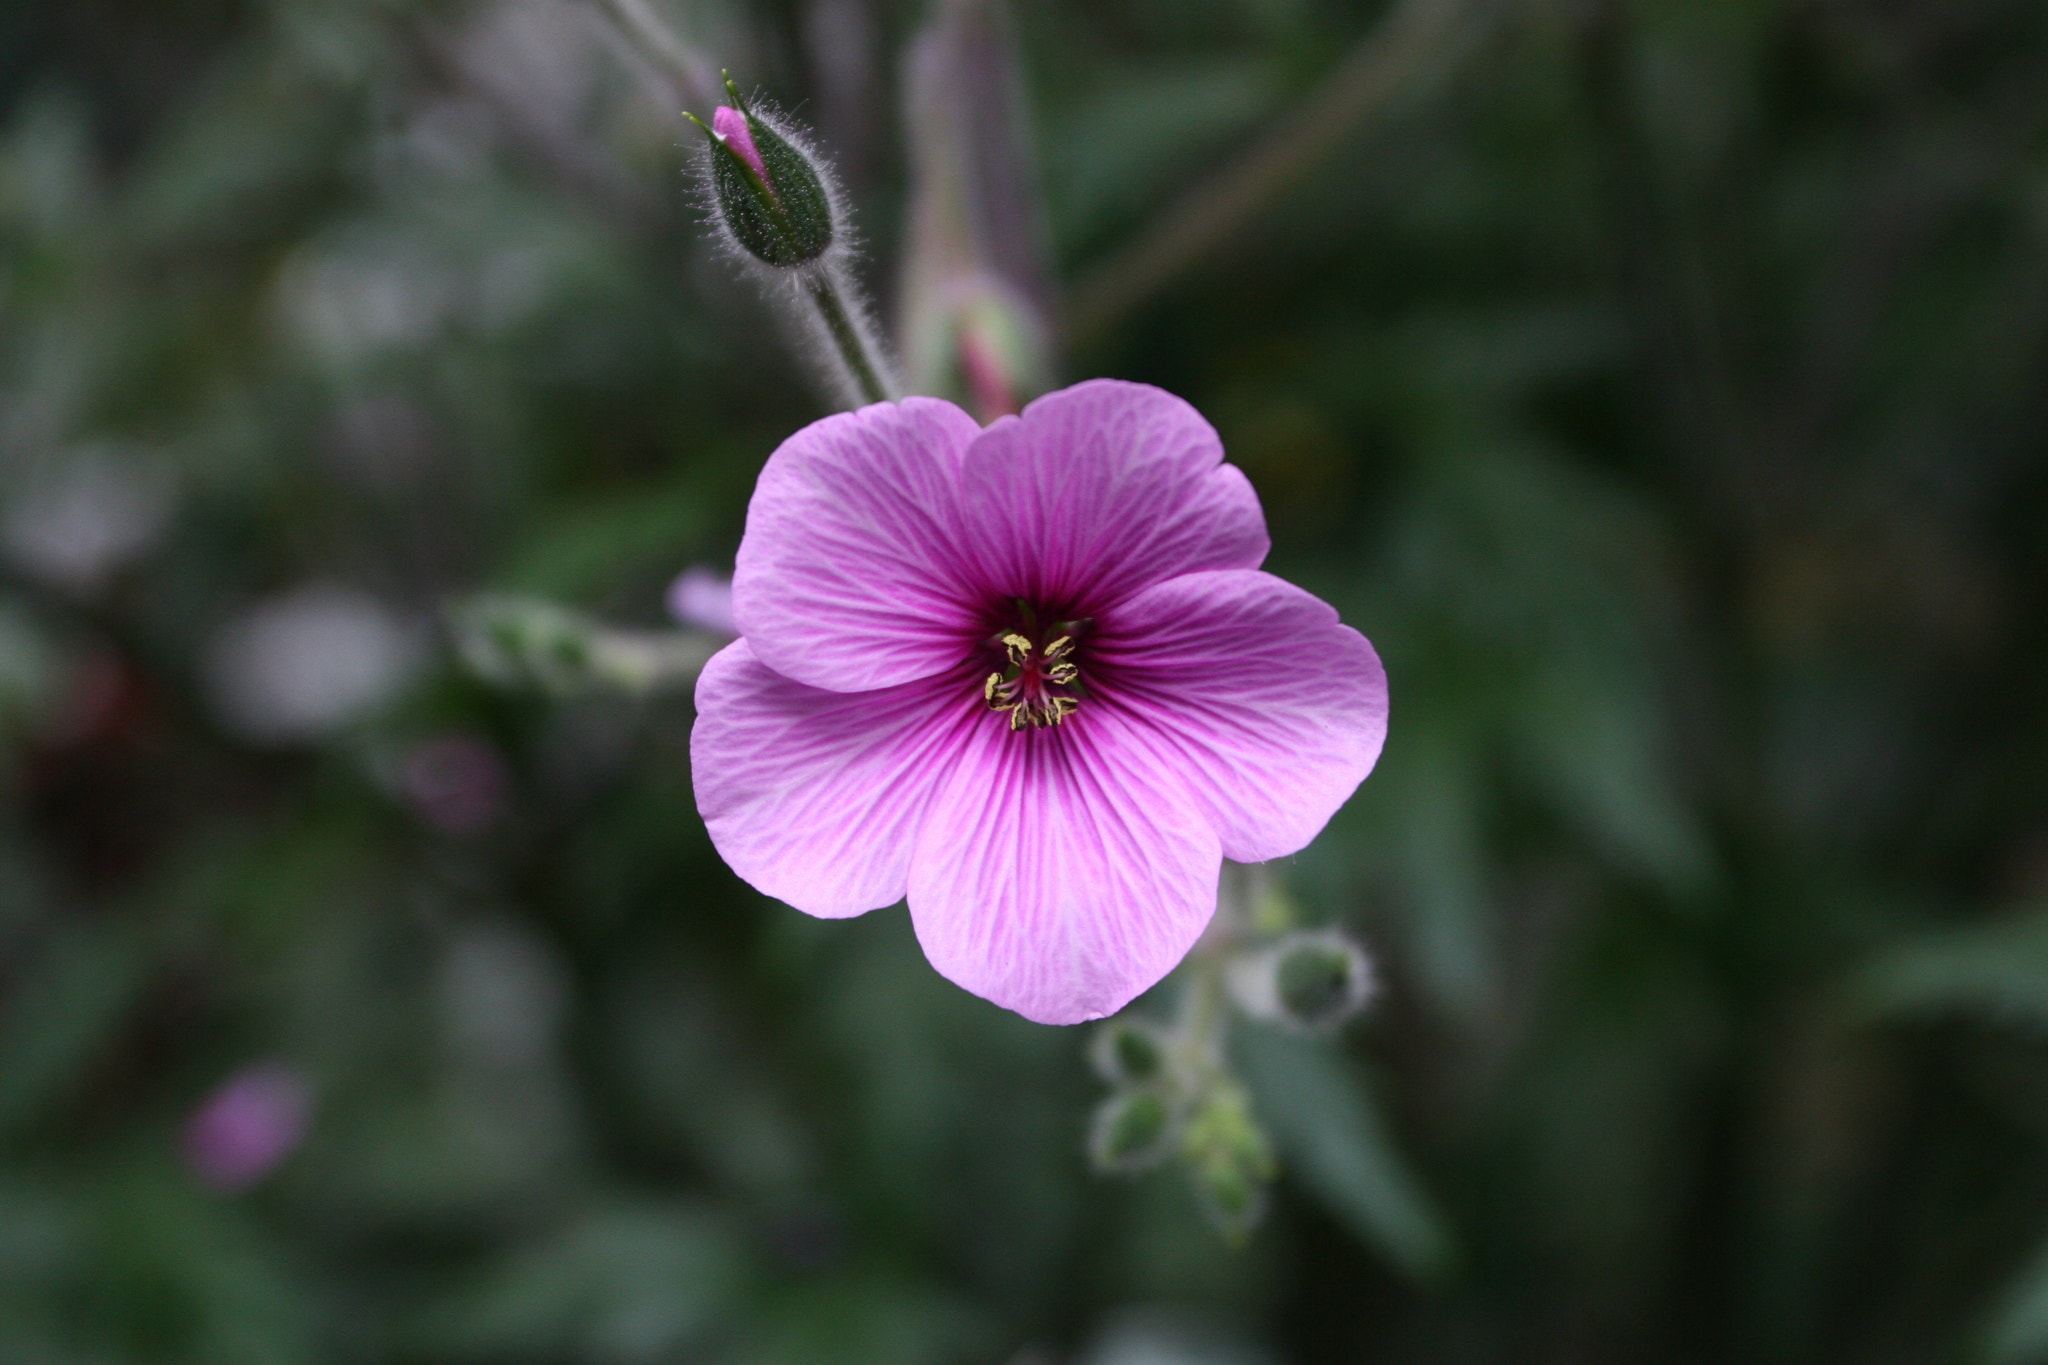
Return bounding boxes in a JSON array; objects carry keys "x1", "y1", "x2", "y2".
[{"x1": 981, "y1": 615, "x2": 1093, "y2": 732}]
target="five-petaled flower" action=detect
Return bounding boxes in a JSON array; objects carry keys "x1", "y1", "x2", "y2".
[{"x1": 691, "y1": 380, "x2": 1388, "y2": 1024}]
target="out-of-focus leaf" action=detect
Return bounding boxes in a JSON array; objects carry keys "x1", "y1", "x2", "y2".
[
  {"x1": 0, "y1": 921, "x2": 150, "y2": 1137},
  {"x1": 1044, "y1": 58, "x2": 1280, "y2": 251},
  {"x1": 1384, "y1": 709, "x2": 1496, "y2": 1018},
  {"x1": 1985, "y1": 1227, "x2": 2048, "y2": 1364},
  {"x1": 75, "y1": 1159, "x2": 315, "y2": 1365},
  {"x1": 748, "y1": 1272, "x2": 991, "y2": 1365},
  {"x1": 498, "y1": 468, "x2": 715, "y2": 599},
  {"x1": 1234, "y1": 1027, "x2": 1455, "y2": 1283},
  {"x1": 0, "y1": 597, "x2": 60, "y2": 738},
  {"x1": 1515, "y1": 656, "x2": 1713, "y2": 899},
  {"x1": 1844, "y1": 908, "x2": 2048, "y2": 1032},
  {"x1": 408, "y1": 1203, "x2": 745, "y2": 1363}
]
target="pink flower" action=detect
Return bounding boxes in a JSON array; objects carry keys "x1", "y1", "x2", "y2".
[
  {"x1": 691, "y1": 381, "x2": 1388, "y2": 1024},
  {"x1": 184, "y1": 1062, "x2": 312, "y2": 1192}
]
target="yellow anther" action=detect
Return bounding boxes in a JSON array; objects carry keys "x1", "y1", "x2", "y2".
[
  {"x1": 984, "y1": 673, "x2": 1003, "y2": 705},
  {"x1": 1001, "y1": 632, "x2": 1032, "y2": 666},
  {"x1": 1046, "y1": 696, "x2": 1078, "y2": 724},
  {"x1": 1047, "y1": 662, "x2": 1079, "y2": 685},
  {"x1": 1044, "y1": 635, "x2": 1073, "y2": 660},
  {"x1": 1008, "y1": 705, "x2": 1030, "y2": 731}
]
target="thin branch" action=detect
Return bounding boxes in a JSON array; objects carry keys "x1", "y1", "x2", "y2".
[{"x1": 1064, "y1": 0, "x2": 1489, "y2": 345}]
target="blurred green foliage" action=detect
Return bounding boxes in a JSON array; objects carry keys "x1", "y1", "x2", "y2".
[{"x1": 3, "y1": 0, "x2": 2048, "y2": 1361}]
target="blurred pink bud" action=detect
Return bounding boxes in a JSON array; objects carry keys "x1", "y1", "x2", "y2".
[
  {"x1": 184, "y1": 1063, "x2": 312, "y2": 1192},
  {"x1": 712, "y1": 106, "x2": 770, "y2": 188},
  {"x1": 958, "y1": 320, "x2": 1018, "y2": 421},
  {"x1": 667, "y1": 565, "x2": 737, "y2": 636},
  {"x1": 402, "y1": 733, "x2": 510, "y2": 836}
]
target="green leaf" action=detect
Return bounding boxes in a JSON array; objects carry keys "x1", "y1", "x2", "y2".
[{"x1": 1235, "y1": 1027, "x2": 1456, "y2": 1283}]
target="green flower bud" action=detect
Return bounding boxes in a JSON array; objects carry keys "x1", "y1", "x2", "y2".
[
  {"x1": 1088, "y1": 1018, "x2": 1168, "y2": 1086},
  {"x1": 1180, "y1": 1082, "x2": 1277, "y2": 1241},
  {"x1": 1227, "y1": 928, "x2": 1375, "y2": 1034},
  {"x1": 690, "y1": 78, "x2": 837, "y2": 271},
  {"x1": 451, "y1": 594, "x2": 715, "y2": 697},
  {"x1": 1087, "y1": 1088, "x2": 1178, "y2": 1174}
]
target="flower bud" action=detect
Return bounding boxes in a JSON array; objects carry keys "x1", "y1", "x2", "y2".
[
  {"x1": 1087, "y1": 1017, "x2": 1168, "y2": 1086},
  {"x1": 1180, "y1": 1082, "x2": 1276, "y2": 1240},
  {"x1": 666, "y1": 564, "x2": 736, "y2": 636},
  {"x1": 451, "y1": 594, "x2": 716, "y2": 697},
  {"x1": 1087, "y1": 1087, "x2": 1178, "y2": 1174},
  {"x1": 691, "y1": 78, "x2": 837, "y2": 270},
  {"x1": 1227, "y1": 928, "x2": 1376, "y2": 1034}
]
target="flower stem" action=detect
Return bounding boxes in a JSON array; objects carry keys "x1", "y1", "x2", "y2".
[
  {"x1": 584, "y1": 0, "x2": 717, "y2": 112},
  {"x1": 1065, "y1": 0, "x2": 1488, "y2": 343},
  {"x1": 806, "y1": 273, "x2": 895, "y2": 406}
]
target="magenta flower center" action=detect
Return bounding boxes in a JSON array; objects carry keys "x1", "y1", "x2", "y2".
[{"x1": 981, "y1": 603, "x2": 1092, "y2": 731}]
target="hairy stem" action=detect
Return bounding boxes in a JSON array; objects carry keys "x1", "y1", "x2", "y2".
[{"x1": 807, "y1": 273, "x2": 895, "y2": 406}]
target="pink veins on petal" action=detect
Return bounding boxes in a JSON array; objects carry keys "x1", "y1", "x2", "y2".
[
  {"x1": 692, "y1": 379, "x2": 1389, "y2": 1025},
  {"x1": 711, "y1": 106, "x2": 771, "y2": 190}
]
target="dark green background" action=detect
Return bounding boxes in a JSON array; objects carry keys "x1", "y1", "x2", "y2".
[{"x1": 4, "y1": 0, "x2": 2048, "y2": 1361}]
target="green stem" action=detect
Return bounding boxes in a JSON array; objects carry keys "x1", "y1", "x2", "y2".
[
  {"x1": 806, "y1": 274, "x2": 893, "y2": 406},
  {"x1": 586, "y1": 0, "x2": 716, "y2": 112}
]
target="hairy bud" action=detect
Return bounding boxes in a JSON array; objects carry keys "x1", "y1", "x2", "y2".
[
  {"x1": 684, "y1": 73, "x2": 896, "y2": 408},
  {"x1": 1227, "y1": 928, "x2": 1376, "y2": 1034},
  {"x1": 1087, "y1": 1088, "x2": 1178, "y2": 1174},
  {"x1": 1088, "y1": 1018, "x2": 1168, "y2": 1086},
  {"x1": 690, "y1": 77, "x2": 837, "y2": 271},
  {"x1": 1181, "y1": 1082, "x2": 1276, "y2": 1241}
]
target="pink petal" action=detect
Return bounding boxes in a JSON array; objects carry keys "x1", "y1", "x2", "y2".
[
  {"x1": 733, "y1": 398, "x2": 986, "y2": 693},
  {"x1": 711, "y1": 106, "x2": 771, "y2": 188},
  {"x1": 907, "y1": 708, "x2": 1222, "y2": 1025},
  {"x1": 952, "y1": 380, "x2": 1268, "y2": 613},
  {"x1": 1091, "y1": 570, "x2": 1388, "y2": 863},
  {"x1": 692, "y1": 639, "x2": 979, "y2": 917}
]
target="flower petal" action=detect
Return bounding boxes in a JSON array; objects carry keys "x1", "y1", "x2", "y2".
[
  {"x1": 907, "y1": 710, "x2": 1222, "y2": 1025},
  {"x1": 692, "y1": 639, "x2": 978, "y2": 917},
  {"x1": 1091, "y1": 569, "x2": 1388, "y2": 863},
  {"x1": 733, "y1": 397, "x2": 985, "y2": 693},
  {"x1": 952, "y1": 380, "x2": 1269, "y2": 613}
]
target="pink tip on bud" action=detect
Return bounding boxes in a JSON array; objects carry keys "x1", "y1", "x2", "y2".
[
  {"x1": 667, "y1": 565, "x2": 737, "y2": 636},
  {"x1": 184, "y1": 1062, "x2": 313, "y2": 1192},
  {"x1": 712, "y1": 106, "x2": 771, "y2": 191}
]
